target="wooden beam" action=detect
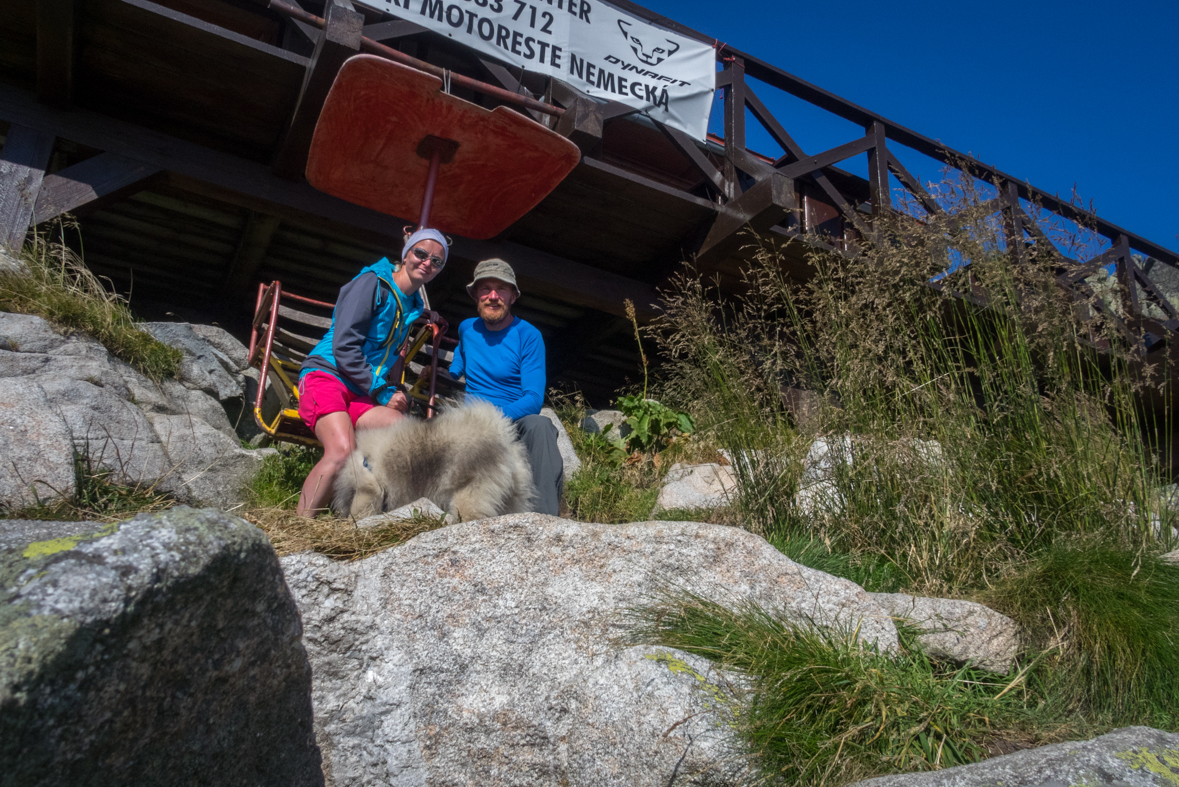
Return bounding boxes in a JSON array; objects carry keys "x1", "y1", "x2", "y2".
[
  {"x1": 119, "y1": 0, "x2": 309, "y2": 67},
  {"x1": 886, "y1": 150, "x2": 942, "y2": 217},
  {"x1": 0, "y1": 125, "x2": 55, "y2": 251},
  {"x1": 272, "y1": 0, "x2": 364, "y2": 180},
  {"x1": 775, "y1": 136, "x2": 876, "y2": 181},
  {"x1": 580, "y1": 157, "x2": 717, "y2": 211},
  {"x1": 655, "y1": 120, "x2": 726, "y2": 195},
  {"x1": 223, "y1": 211, "x2": 282, "y2": 296},
  {"x1": 32, "y1": 153, "x2": 162, "y2": 224},
  {"x1": 35, "y1": 0, "x2": 78, "y2": 108},
  {"x1": 555, "y1": 97, "x2": 606, "y2": 154},
  {"x1": 722, "y1": 57, "x2": 745, "y2": 200},
  {"x1": 695, "y1": 172, "x2": 794, "y2": 272},
  {"x1": 745, "y1": 87, "x2": 804, "y2": 164}
]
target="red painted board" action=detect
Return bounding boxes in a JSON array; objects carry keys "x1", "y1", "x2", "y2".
[{"x1": 306, "y1": 55, "x2": 581, "y2": 239}]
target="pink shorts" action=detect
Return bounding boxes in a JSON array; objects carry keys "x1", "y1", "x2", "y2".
[{"x1": 297, "y1": 371, "x2": 376, "y2": 433}]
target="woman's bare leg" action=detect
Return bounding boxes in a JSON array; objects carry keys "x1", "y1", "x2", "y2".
[{"x1": 297, "y1": 411, "x2": 356, "y2": 516}]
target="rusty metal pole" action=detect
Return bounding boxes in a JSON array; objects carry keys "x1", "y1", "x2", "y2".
[{"x1": 418, "y1": 147, "x2": 442, "y2": 230}]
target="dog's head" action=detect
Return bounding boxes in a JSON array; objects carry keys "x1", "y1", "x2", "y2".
[
  {"x1": 617, "y1": 20, "x2": 680, "y2": 67},
  {"x1": 333, "y1": 452, "x2": 386, "y2": 519}
]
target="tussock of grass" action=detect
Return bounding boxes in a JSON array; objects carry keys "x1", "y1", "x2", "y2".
[
  {"x1": 632, "y1": 591, "x2": 1042, "y2": 786},
  {"x1": 768, "y1": 535, "x2": 907, "y2": 594},
  {"x1": 983, "y1": 539, "x2": 1179, "y2": 725},
  {"x1": 0, "y1": 231, "x2": 181, "y2": 380},
  {"x1": 639, "y1": 173, "x2": 1178, "y2": 776}
]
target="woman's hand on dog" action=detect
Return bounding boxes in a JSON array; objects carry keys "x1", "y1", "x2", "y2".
[{"x1": 385, "y1": 390, "x2": 410, "y2": 414}]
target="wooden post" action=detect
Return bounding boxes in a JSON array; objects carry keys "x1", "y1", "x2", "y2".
[
  {"x1": 721, "y1": 56, "x2": 746, "y2": 201},
  {"x1": 1003, "y1": 181, "x2": 1026, "y2": 265},
  {"x1": 0, "y1": 125, "x2": 55, "y2": 251},
  {"x1": 272, "y1": 0, "x2": 363, "y2": 180},
  {"x1": 866, "y1": 121, "x2": 890, "y2": 217}
]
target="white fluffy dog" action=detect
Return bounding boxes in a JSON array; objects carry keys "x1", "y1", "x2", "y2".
[{"x1": 333, "y1": 401, "x2": 535, "y2": 521}]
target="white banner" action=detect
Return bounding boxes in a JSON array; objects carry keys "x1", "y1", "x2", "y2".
[{"x1": 373, "y1": 0, "x2": 716, "y2": 140}]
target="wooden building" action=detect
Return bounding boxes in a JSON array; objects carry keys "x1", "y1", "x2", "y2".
[{"x1": 2, "y1": 0, "x2": 1177, "y2": 403}]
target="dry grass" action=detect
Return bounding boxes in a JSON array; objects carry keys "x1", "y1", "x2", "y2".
[{"x1": 243, "y1": 506, "x2": 449, "y2": 560}]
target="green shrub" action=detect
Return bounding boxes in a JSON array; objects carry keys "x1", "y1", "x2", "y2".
[{"x1": 0, "y1": 230, "x2": 181, "y2": 380}]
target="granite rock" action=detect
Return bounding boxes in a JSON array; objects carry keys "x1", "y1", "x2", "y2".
[
  {"x1": 580, "y1": 408, "x2": 630, "y2": 443},
  {"x1": 653, "y1": 462, "x2": 737, "y2": 513},
  {"x1": 849, "y1": 726, "x2": 1179, "y2": 786},
  {"x1": 281, "y1": 515, "x2": 896, "y2": 786},
  {"x1": 540, "y1": 406, "x2": 582, "y2": 477},
  {"x1": 0, "y1": 313, "x2": 270, "y2": 509},
  {"x1": 0, "y1": 378, "x2": 76, "y2": 509},
  {"x1": 354, "y1": 496, "x2": 456, "y2": 527},
  {"x1": 0, "y1": 507, "x2": 323, "y2": 787},
  {"x1": 871, "y1": 593, "x2": 1021, "y2": 673},
  {"x1": 144, "y1": 321, "x2": 244, "y2": 400},
  {"x1": 147, "y1": 413, "x2": 275, "y2": 506}
]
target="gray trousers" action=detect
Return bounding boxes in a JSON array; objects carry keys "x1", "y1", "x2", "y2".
[{"x1": 515, "y1": 414, "x2": 564, "y2": 516}]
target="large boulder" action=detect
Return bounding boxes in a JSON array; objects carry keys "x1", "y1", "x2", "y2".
[
  {"x1": 281, "y1": 514, "x2": 897, "y2": 786},
  {"x1": 870, "y1": 593, "x2": 1021, "y2": 673},
  {"x1": 0, "y1": 507, "x2": 322, "y2": 787},
  {"x1": 850, "y1": 726, "x2": 1179, "y2": 786},
  {"x1": 0, "y1": 312, "x2": 272, "y2": 509}
]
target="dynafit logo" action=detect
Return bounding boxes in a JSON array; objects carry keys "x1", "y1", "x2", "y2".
[{"x1": 617, "y1": 19, "x2": 680, "y2": 67}]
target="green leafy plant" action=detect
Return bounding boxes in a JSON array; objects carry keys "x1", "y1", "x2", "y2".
[{"x1": 614, "y1": 393, "x2": 695, "y2": 453}]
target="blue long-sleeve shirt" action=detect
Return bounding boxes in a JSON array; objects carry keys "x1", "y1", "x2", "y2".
[{"x1": 449, "y1": 316, "x2": 544, "y2": 420}]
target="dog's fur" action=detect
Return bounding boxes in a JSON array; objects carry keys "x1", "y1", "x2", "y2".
[{"x1": 333, "y1": 401, "x2": 535, "y2": 521}]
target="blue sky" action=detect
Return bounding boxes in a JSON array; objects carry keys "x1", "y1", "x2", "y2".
[{"x1": 638, "y1": 0, "x2": 1178, "y2": 256}]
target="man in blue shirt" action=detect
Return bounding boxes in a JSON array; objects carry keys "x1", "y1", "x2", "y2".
[{"x1": 449, "y1": 259, "x2": 564, "y2": 515}]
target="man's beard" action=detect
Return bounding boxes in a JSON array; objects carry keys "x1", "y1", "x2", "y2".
[{"x1": 479, "y1": 302, "x2": 510, "y2": 326}]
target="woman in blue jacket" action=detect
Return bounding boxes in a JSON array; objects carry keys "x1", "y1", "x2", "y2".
[{"x1": 295, "y1": 228, "x2": 447, "y2": 515}]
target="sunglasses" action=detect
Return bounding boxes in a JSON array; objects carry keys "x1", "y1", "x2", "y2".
[{"x1": 410, "y1": 246, "x2": 445, "y2": 269}]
